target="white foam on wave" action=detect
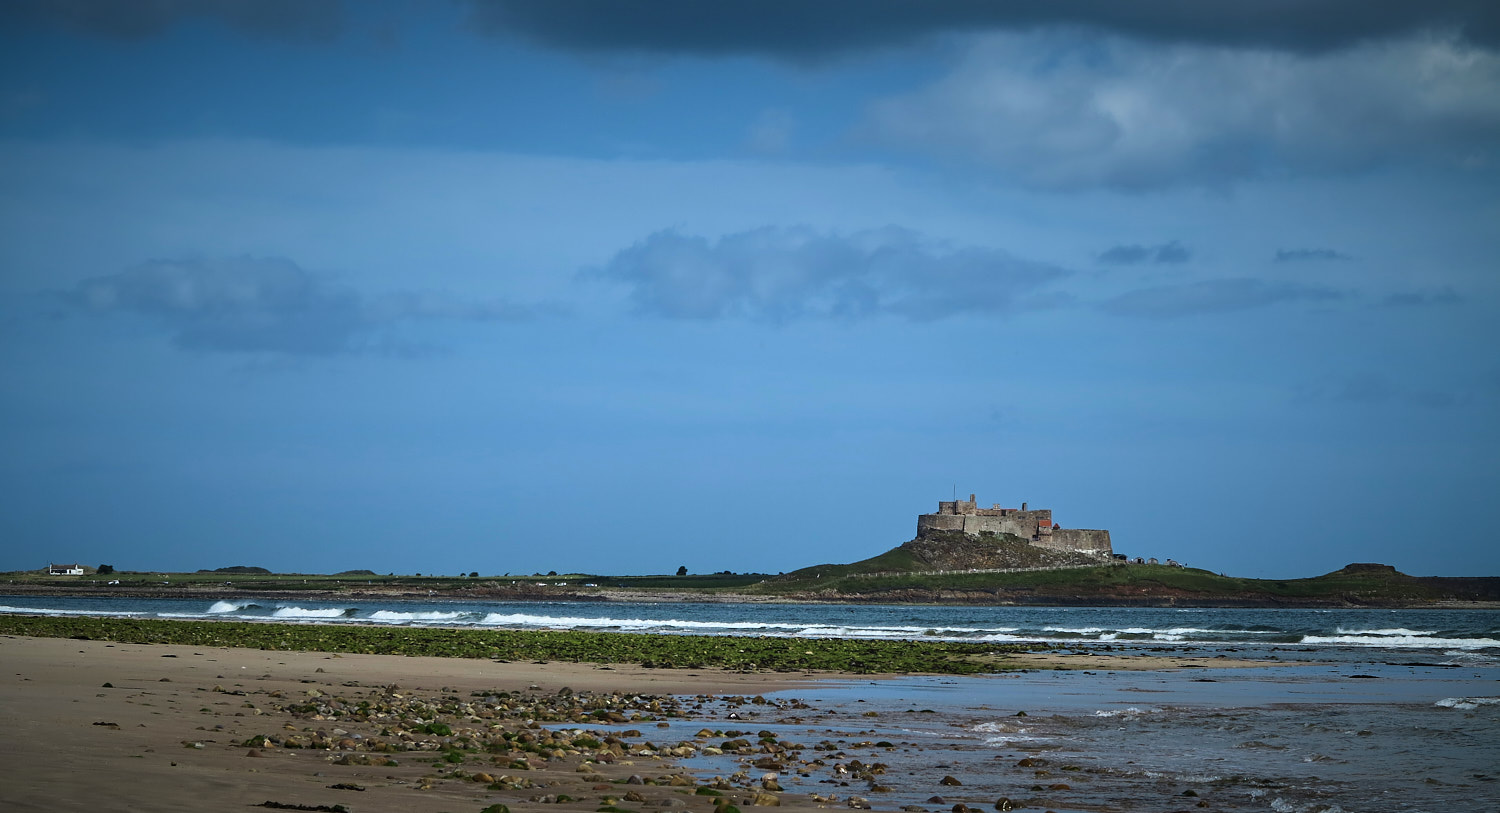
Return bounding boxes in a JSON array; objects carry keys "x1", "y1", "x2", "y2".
[
  {"x1": 208, "y1": 601, "x2": 248, "y2": 613},
  {"x1": 1435, "y1": 696, "x2": 1500, "y2": 711},
  {"x1": 479, "y1": 612, "x2": 776, "y2": 631},
  {"x1": 369, "y1": 610, "x2": 464, "y2": 622},
  {"x1": 1334, "y1": 627, "x2": 1434, "y2": 637},
  {"x1": 917, "y1": 625, "x2": 1021, "y2": 635},
  {"x1": 1093, "y1": 706, "x2": 1158, "y2": 717},
  {"x1": 1143, "y1": 770, "x2": 1223, "y2": 784},
  {"x1": 972, "y1": 721, "x2": 1040, "y2": 745},
  {"x1": 272, "y1": 607, "x2": 347, "y2": 619},
  {"x1": 474, "y1": 612, "x2": 954, "y2": 639},
  {"x1": 1036, "y1": 625, "x2": 1267, "y2": 641},
  {"x1": 1175, "y1": 627, "x2": 1280, "y2": 638},
  {"x1": 1269, "y1": 798, "x2": 1346, "y2": 813},
  {"x1": 1442, "y1": 651, "x2": 1500, "y2": 668},
  {"x1": 980, "y1": 732, "x2": 1039, "y2": 745},
  {"x1": 1301, "y1": 634, "x2": 1500, "y2": 649},
  {"x1": 0, "y1": 605, "x2": 146, "y2": 617},
  {"x1": 798, "y1": 626, "x2": 919, "y2": 639}
]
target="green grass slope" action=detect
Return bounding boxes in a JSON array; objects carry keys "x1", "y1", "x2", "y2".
[
  {"x1": 754, "y1": 547, "x2": 1493, "y2": 606},
  {"x1": 767, "y1": 530, "x2": 1095, "y2": 585}
]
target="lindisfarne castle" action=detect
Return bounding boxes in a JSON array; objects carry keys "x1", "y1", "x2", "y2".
[{"x1": 916, "y1": 494, "x2": 1112, "y2": 556}]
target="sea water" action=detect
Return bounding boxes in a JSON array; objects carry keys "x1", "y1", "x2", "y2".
[
  {"x1": 2, "y1": 596, "x2": 1497, "y2": 659},
  {"x1": 749, "y1": 664, "x2": 1500, "y2": 812}
]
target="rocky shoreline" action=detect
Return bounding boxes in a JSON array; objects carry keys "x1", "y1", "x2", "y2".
[{"x1": 1, "y1": 634, "x2": 1288, "y2": 813}]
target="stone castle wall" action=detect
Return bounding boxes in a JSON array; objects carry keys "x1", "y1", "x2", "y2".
[
  {"x1": 917, "y1": 494, "x2": 1112, "y2": 556},
  {"x1": 916, "y1": 511, "x2": 1052, "y2": 539},
  {"x1": 1039, "y1": 528, "x2": 1112, "y2": 554}
]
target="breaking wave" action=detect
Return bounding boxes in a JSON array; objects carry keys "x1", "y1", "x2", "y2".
[
  {"x1": 207, "y1": 601, "x2": 260, "y2": 614},
  {"x1": 271, "y1": 606, "x2": 353, "y2": 619},
  {"x1": 368, "y1": 610, "x2": 465, "y2": 623},
  {"x1": 472, "y1": 612, "x2": 972, "y2": 639},
  {"x1": 1301, "y1": 634, "x2": 1500, "y2": 649}
]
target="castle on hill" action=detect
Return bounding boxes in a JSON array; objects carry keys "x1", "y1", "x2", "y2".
[{"x1": 916, "y1": 494, "x2": 1112, "y2": 556}]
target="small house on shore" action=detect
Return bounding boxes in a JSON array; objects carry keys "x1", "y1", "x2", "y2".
[{"x1": 47, "y1": 563, "x2": 84, "y2": 575}]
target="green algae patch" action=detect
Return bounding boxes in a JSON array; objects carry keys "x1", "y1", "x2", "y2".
[{"x1": 0, "y1": 615, "x2": 1040, "y2": 674}]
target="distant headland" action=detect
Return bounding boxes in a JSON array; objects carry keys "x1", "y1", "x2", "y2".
[{"x1": 11, "y1": 494, "x2": 1497, "y2": 607}]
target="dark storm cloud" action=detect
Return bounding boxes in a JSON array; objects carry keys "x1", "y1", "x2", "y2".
[
  {"x1": 594, "y1": 226, "x2": 1068, "y2": 321},
  {"x1": 1097, "y1": 241, "x2": 1191, "y2": 265},
  {"x1": 867, "y1": 32, "x2": 1500, "y2": 190},
  {"x1": 1275, "y1": 248, "x2": 1352, "y2": 263},
  {"x1": 463, "y1": 0, "x2": 1499, "y2": 58},
  {"x1": 69, "y1": 257, "x2": 542, "y2": 355},
  {"x1": 4, "y1": 0, "x2": 342, "y2": 41},
  {"x1": 1101, "y1": 278, "x2": 1342, "y2": 319}
]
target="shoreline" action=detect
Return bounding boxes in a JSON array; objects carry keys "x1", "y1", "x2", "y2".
[
  {"x1": 0, "y1": 635, "x2": 818, "y2": 813},
  {"x1": 0, "y1": 634, "x2": 1292, "y2": 813},
  {"x1": 6, "y1": 582, "x2": 1498, "y2": 609},
  {"x1": 7, "y1": 628, "x2": 1493, "y2": 812}
]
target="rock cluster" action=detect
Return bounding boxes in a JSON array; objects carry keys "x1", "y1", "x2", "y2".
[{"x1": 211, "y1": 679, "x2": 1135, "y2": 811}]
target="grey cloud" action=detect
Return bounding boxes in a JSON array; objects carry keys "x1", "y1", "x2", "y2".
[
  {"x1": 866, "y1": 32, "x2": 1500, "y2": 190},
  {"x1": 1101, "y1": 278, "x2": 1342, "y2": 319},
  {"x1": 5, "y1": 0, "x2": 342, "y2": 41},
  {"x1": 1378, "y1": 287, "x2": 1464, "y2": 307},
  {"x1": 593, "y1": 226, "x2": 1068, "y2": 321},
  {"x1": 69, "y1": 257, "x2": 542, "y2": 355},
  {"x1": 1098, "y1": 241, "x2": 1190, "y2": 265},
  {"x1": 1275, "y1": 248, "x2": 1352, "y2": 262},
  {"x1": 462, "y1": 1, "x2": 1499, "y2": 59}
]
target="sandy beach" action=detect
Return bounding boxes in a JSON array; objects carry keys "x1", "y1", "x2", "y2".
[
  {"x1": 2, "y1": 635, "x2": 827, "y2": 813},
  {"x1": 2, "y1": 634, "x2": 1288, "y2": 813},
  {"x1": 6, "y1": 632, "x2": 1497, "y2": 812}
]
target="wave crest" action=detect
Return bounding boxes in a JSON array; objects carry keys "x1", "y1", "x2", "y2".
[{"x1": 271, "y1": 607, "x2": 349, "y2": 619}]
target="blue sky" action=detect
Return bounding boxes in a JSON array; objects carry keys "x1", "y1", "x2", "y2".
[{"x1": 2, "y1": 1, "x2": 1497, "y2": 578}]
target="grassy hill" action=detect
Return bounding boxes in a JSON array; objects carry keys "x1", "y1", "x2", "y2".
[
  {"x1": 767, "y1": 530, "x2": 1099, "y2": 583},
  {"x1": 743, "y1": 530, "x2": 1500, "y2": 606}
]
